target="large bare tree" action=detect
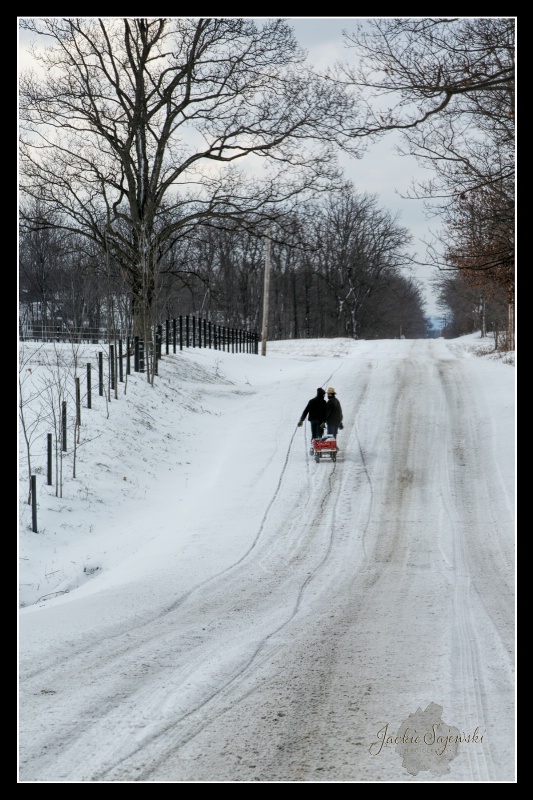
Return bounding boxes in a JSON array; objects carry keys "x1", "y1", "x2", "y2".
[{"x1": 19, "y1": 17, "x2": 364, "y2": 348}]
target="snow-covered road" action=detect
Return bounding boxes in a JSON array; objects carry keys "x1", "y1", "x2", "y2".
[{"x1": 18, "y1": 338, "x2": 515, "y2": 781}]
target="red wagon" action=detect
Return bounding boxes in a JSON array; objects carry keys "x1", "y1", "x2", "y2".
[{"x1": 311, "y1": 435, "x2": 337, "y2": 463}]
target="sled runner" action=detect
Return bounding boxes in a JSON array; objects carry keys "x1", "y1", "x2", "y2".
[{"x1": 311, "y1": 435, "x2": 337, "y2": 463}]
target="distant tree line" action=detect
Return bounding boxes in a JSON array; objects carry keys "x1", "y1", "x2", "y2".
[{"x1": 19, "y1": 185, "x2": 429, "y2": 346}]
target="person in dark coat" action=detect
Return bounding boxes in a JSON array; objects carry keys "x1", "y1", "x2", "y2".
[
  {"x1": 298, "y1": 388, "x2": 327, "y2": 445},
  {"x1": 323, "y1": 386, "x2": 344, "y2": 440}
]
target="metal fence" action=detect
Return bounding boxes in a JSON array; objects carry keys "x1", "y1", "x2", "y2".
[{"x1": 19, "y1": 316, "x2": 259, "y2": 354}]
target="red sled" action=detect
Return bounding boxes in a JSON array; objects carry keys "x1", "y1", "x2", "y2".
[{"x1": 311, "y1": 436, "x2": 337, "y2": 463}]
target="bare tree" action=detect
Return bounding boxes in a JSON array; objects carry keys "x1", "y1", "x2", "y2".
[
  {"x1": 333, "y1": 18, "x2": 515, "y2": 340},
  {"x1": 434, "y1": 270, "x2": 508, "y2": 341},
  {"x1": 19, "y1": 201, "x2": 66, "y2": 337},
  {"x1": 301, "y1": 187, "x2": 414, "y2": 339},
  {"x1": 19, "y1": 17, "x2": 364, "y2": 356},
  {"x1": 19, "y1": 343, "x2": 48, "y2": 503}
]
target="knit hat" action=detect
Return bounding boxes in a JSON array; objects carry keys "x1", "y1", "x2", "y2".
[
  {"x1": 327, "y1": 387, "x2": 336, "y2": 395},
  {"x1": 317, "y1": 387, "x2": 326, "y2": 395}
]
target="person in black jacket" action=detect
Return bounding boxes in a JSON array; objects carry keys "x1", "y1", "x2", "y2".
[
  {"x1": 298, "y1": 387, "x2": 327, "y2": 447},
  {"x1": 323, "y1": 387, "x2": 344, "y2": 441}
]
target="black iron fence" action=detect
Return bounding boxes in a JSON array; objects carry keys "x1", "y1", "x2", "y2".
[{"x1": 19, "y1": 315, "x2": 259, "y2": 355}]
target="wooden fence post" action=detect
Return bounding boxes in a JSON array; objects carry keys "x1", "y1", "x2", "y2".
[
  {"x1": 109, "y1": 344, "x2": 115, "y2": 391},
  {"x1": 99, "y1": 351, "x2": 104, "y2": 395},
  {"x1": 31, "y1": 475, "x2": 38, "y2": 533},
  {"x1": 62, "y1": 400, "x2": 67, "y2": 451},
  {"x1": 47, "y1": 434, "x2": 52, "y2": 486},
  {"x1": 76, "y1": 376, "x2": 81, "y2": 427},
  {"x1": 87, "y1": 363, "x2": 92, "y2": 408}
]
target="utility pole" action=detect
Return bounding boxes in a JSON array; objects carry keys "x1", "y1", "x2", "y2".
[
  {"x1": 480, "y1": 294, "x2": 486, "y2": 338},
  {"x1": 261, "y1": 226, "x2": 271, "y2": 356}
]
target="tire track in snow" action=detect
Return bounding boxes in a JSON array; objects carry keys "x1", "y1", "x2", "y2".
[
  {"x1": 436, "y1": 356, "x2": 514, "y2": 781},
  {"x1": 19, "y1": 380, "x2": 358, "y2": 781}
]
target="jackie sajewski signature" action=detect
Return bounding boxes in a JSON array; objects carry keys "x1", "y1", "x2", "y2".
[{"x1": 369, "y1": 722, "x2": 485, "y2": 757}]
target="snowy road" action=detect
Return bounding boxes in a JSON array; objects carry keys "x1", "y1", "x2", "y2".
[{"x1": 18, "y1": 339, "x2": 515, "y2": 782}]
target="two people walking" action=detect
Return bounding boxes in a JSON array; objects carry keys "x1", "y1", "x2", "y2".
[{"x1": 298, "y1": 386, "x2": 344, "y2": 446}]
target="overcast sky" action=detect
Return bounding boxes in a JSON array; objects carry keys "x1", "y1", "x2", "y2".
[{"x1": 287, "y1": 17, "x2": 443, "y2": 316}]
